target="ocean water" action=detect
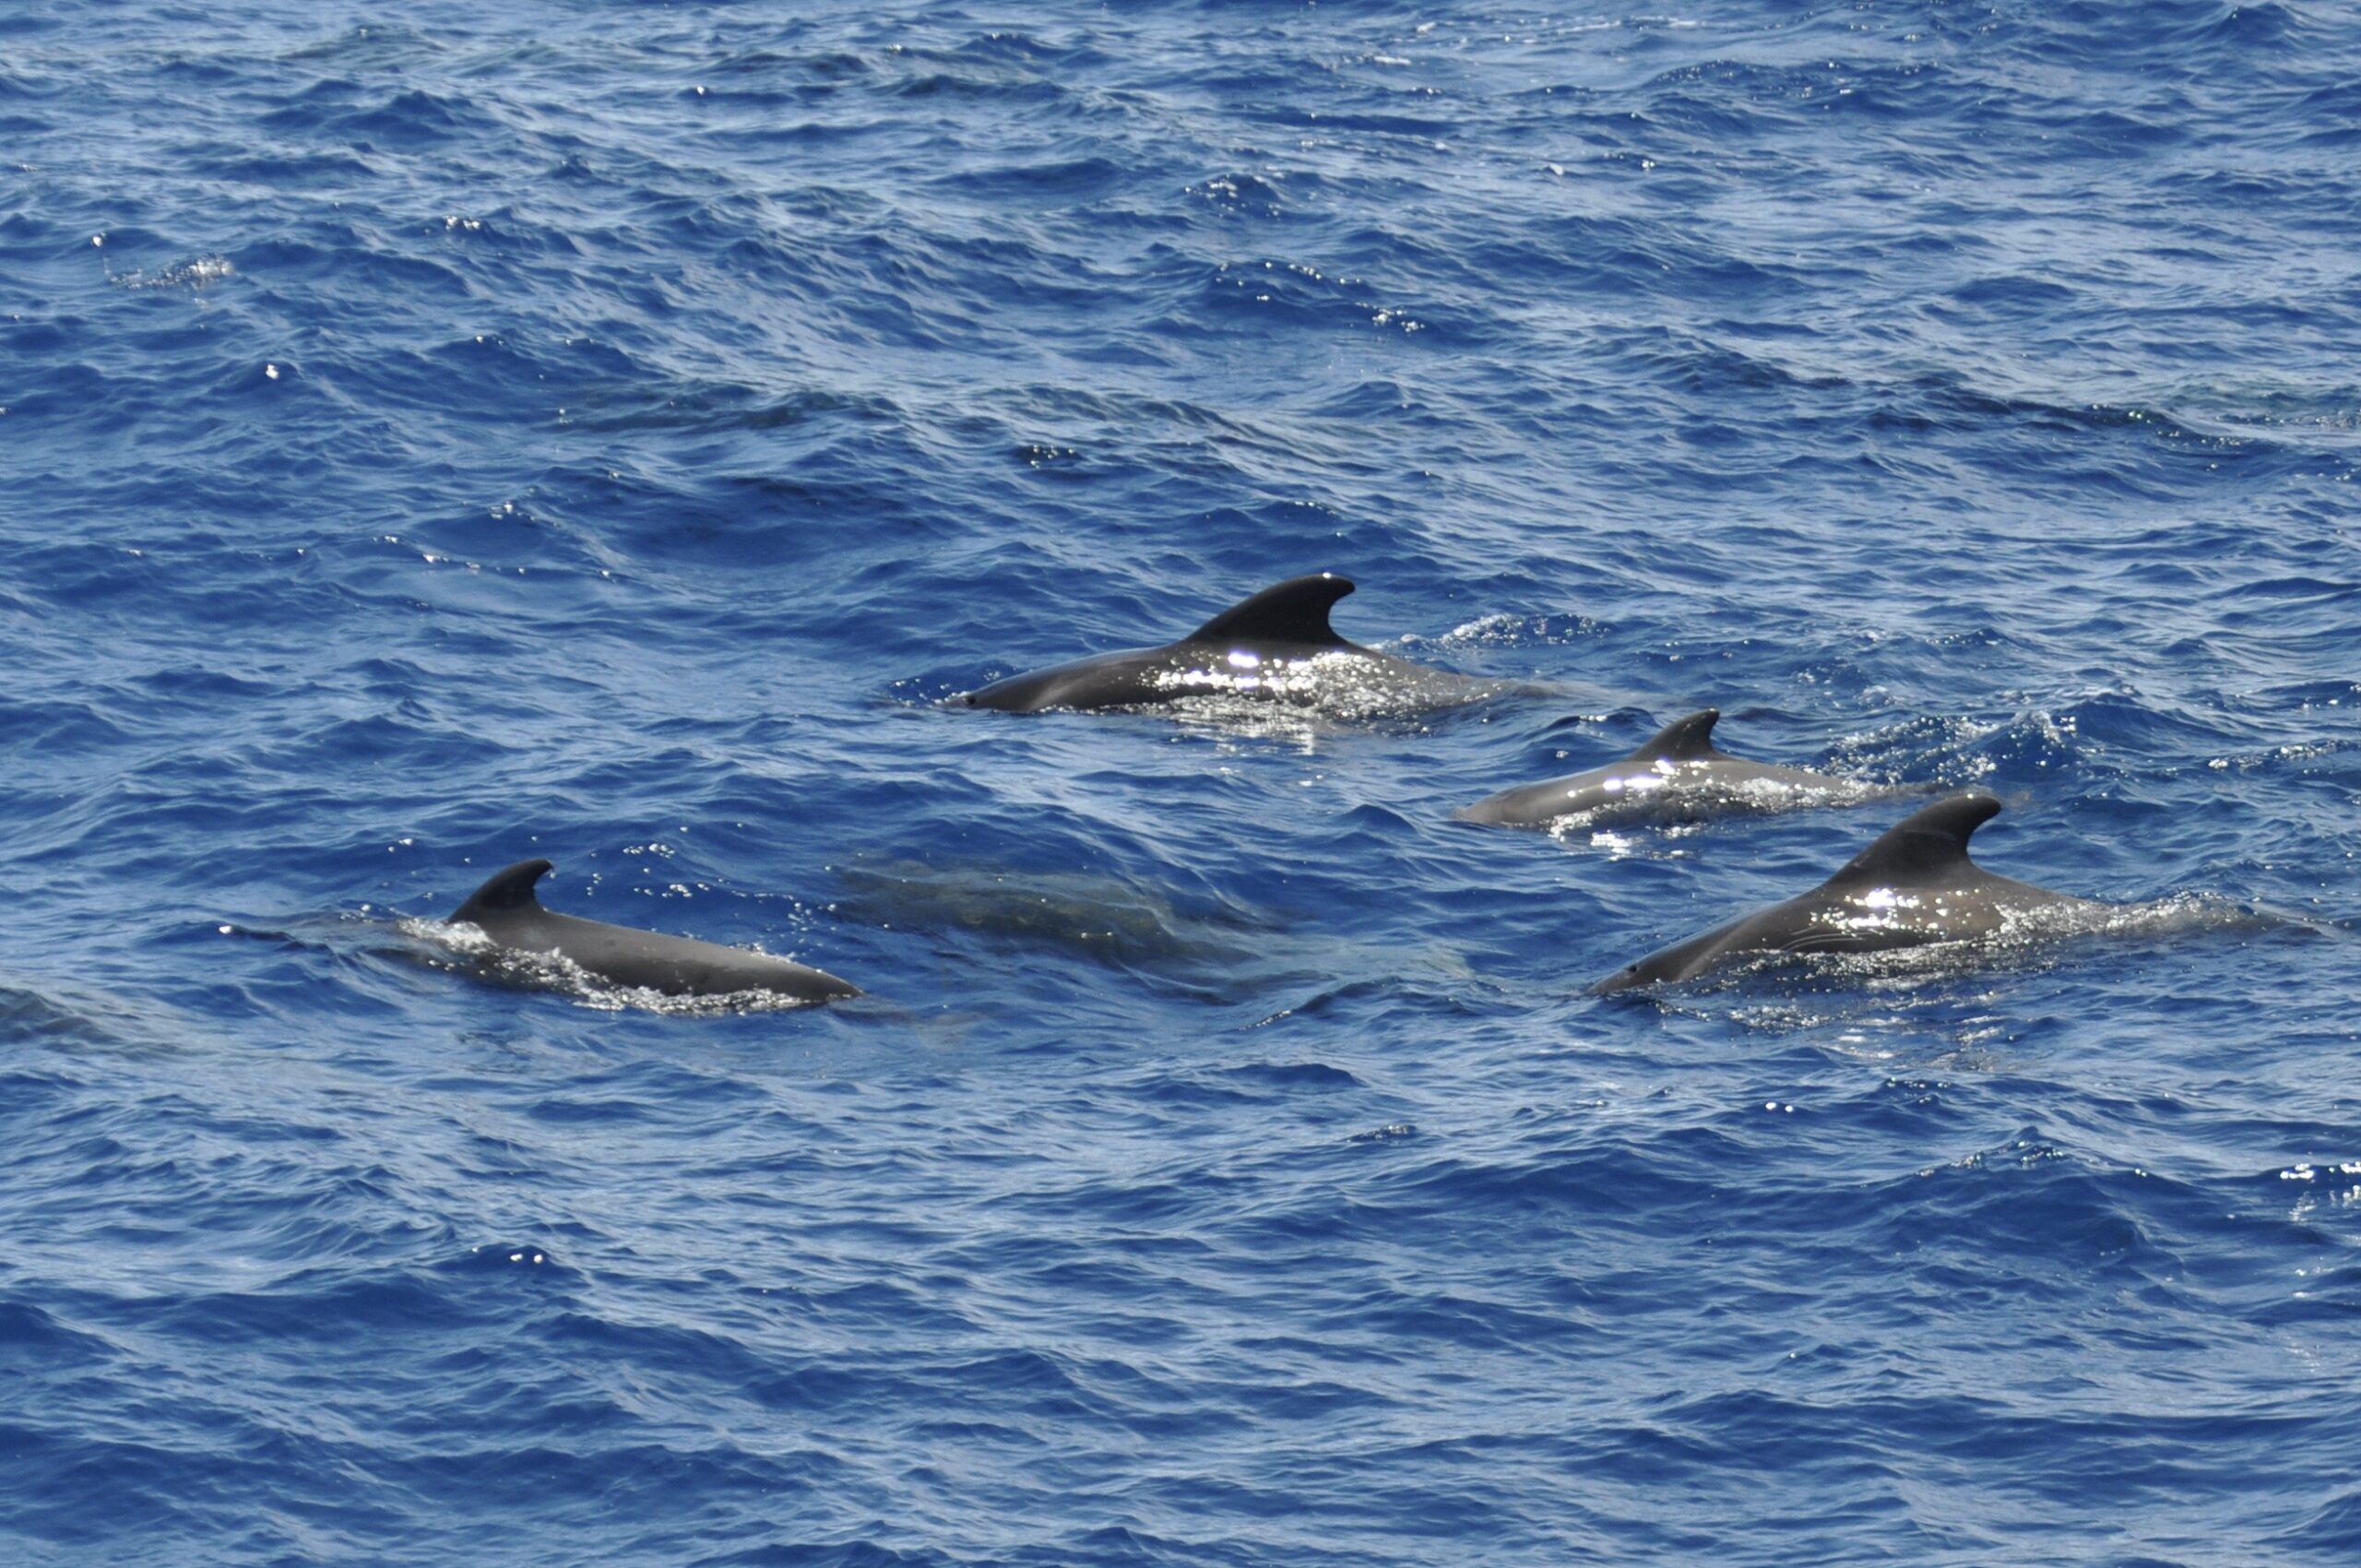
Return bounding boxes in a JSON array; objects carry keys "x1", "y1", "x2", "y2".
[{"x1": 5, "y1": 1, "x2": 2360, "y2": 1562}]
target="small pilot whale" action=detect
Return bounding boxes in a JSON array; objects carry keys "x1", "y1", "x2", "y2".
[
  {"x1": 1462, "y1": 709, "x2": 1855, "y2": 827},
  {"x1": 1594, "y1": 793, "x2": 2104, "y2": 993},
  {"x1": 446, "y1": 859, "x2": 859, "y2": 1002},
  {"x1": 960, "y1": 574, "x2": 1491, "y2": 715}
]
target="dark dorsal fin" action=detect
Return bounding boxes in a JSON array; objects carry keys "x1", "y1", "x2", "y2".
[
  {"x1": 1627, "y1": 708, "x2": 1725, "y2": 764},
  {"x1": 1824, "y1": 794, "x2": 2002, "y2": 888},
  {"x1": 1186, "y1": 574, "x2": 1355, "y2": 647},
  {"x1": 453, "y1": 858, "x2": 553, "y2": 921}
]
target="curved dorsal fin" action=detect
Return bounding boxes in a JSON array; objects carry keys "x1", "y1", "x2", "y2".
[
  {"x1": 1628, "y1": 708, "x2": 1725, "y2": 764},
  {"x1": 454, "y1": 858, "x2": 553, "y2": 921},
  {"x1": 1186, "y1": 574, "x2": 1355, "y2": 647},
  {"x1": 1825, "y1": 794, "x2": 2001, "y2": 887}
]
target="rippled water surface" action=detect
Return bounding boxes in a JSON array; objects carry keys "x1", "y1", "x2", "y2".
[{"x1": 6, "y1": 2, "x2": 2361, "y2": 1562}]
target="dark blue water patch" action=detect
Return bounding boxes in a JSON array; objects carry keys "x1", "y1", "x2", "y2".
[
  {"x1": 2277, "y1": 1488, "x2": 2361, "y2": 1556},
  {"x1": 324, "y1": 87, "x2": 504, "y2": 149}
]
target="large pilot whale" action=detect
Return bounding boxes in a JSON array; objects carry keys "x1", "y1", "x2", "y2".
[
  {"x1": 1594, "y1": 793, "x2": 2104, "y2": 993},
  {"x1": 1462, "y1": 708, "x2": 1864, "y2": 827},
  {"x1": 446, "y1": 859, "x2": 859, "y2": 1002},
  {"x1": 960, "y1": 574, "x2": 1494, "y2": 715}
]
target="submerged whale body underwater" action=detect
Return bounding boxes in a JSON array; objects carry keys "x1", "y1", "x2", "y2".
[
  {"x1": 1462, "y1": 708, "x2": 1870, "y2": 827},
  {"x1": 960, "y1": 573, "x2": 1497, "y2": 716},
  {"x1": 1594, "y1": 793, "x2": 2106, "y2": 994},
  {"x1": 444, "y1": 859, "x2": 860, "y2": 1003}
]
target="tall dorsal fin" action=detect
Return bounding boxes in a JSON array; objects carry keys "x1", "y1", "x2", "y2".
[
  {"x1": 1628, "y1": 708, "x2": 1725, "y2": 764},
  {"x1": 1824, "y1": 794, "x2": 2002, "y2": 887},
  {"x1": 1186, "y1": 574, "x2": 1355, "y2": 647},
  {"x1": 454, "y1": 858, "x2": 553, "y2": 921}
]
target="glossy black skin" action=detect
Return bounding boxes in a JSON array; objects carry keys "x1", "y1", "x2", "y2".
[
  {"x1": 1462, "y1": 709, "x2": 1844, "y2": 826},
  {"x1": 1594, "y1": 794, "x2": 2100, "y2": 993},
  {"x1": 960, "y1": 574, "x2": 1474, "y2": 713},
  {"x1": 449, "y1": 859, "x2": 859, "y2": 1002}
]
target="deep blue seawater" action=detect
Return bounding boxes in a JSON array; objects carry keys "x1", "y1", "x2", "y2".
[{"x1": 6, "y1": 1, "x2": 2361, "y2": 1562}]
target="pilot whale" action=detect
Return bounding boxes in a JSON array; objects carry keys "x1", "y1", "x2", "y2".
[
  {"x1": 1594, "y1": 793, "x2": 2104, "y2": 993},
  {"x1": 1462, "y1": 708, "x2": 1857, "y2": 827},
  {"x1": 447, "y1": 859, "x2": 859, "y2": 1002},
  {"x1": 960, "y1": 574, "x2": 1492, "y2": 715}
]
